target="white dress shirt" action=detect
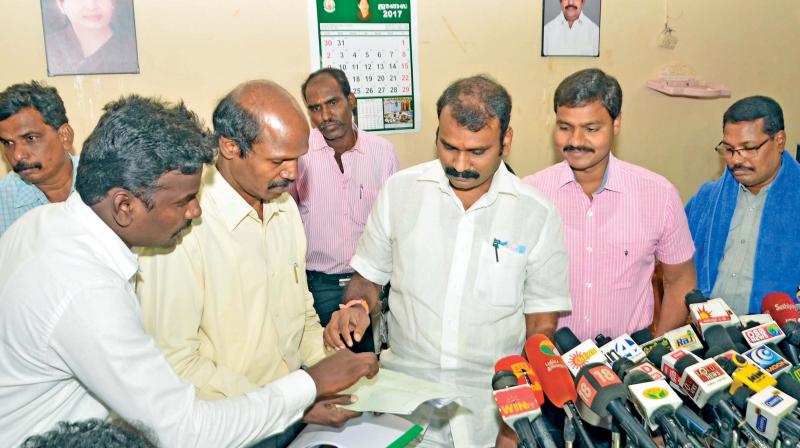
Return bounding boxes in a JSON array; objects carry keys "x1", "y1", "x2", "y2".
[
  {"x1": 0, "y1": 193, "x2": 316, "y2": 448},
  {"x1": 351, "y1": 160, "x2": 572, "y2": 447},
  {"x1": 543, "y1": 11, "x2": 600, "y2": 56}
]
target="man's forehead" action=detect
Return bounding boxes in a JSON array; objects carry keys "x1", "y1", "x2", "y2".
[{"x1": 723, "y1": 119, "x2": 767, "y2": 139}]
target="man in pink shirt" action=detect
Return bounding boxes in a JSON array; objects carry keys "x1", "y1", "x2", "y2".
[
  {"x1": 291, "y1": 68, "x2": 399, "y2": 352},
  {"x1": 525, "y1": 68, "x2": 696, "y2": 341}
]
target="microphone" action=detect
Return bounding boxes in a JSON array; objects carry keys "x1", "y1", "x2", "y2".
[
  {"x1": 599, "y1": 333, "x2": 646, "y2": 364},
  {"x1": 631, "y1": 328, "x2": 653, "y2": 346},
  {"x1": 702, "y1": 324, "x2": 738, "y2": 357},
  {"x1": 744, "y1": 386, "x2": 800, "y2": 443},
  {"x1": 625, "y1": 372, "x2": 693, "y2": 448},
  {"x1": 743, "y1": 345, "x2": 792, "y2": 377},
  {"x1": 525, "y1": 334, "x2": 597, "y2": 448},
  {"x1": 742, "y1": 321, "x2": 787, "y2": 348},
  {"x1": 661, "y1": 349, "x2": 701, "y2": 387},
  {"x1": 762, "y1": 292, "x2": 800, "y2": 365},
  {"x1": 687, "y1": 295, "x2": 740, "y2": 336},
  {"x1": 640, "y1": 336, "x2": 674, "y2": 368},
  {"x1": 662, "y1": 325, "x2": 703, "y2": 353},
  {"x1": 494, "y1": 355, "x2": 557, "y2": 448},
  {"x1": 553, "y1": 328, "x2": 608, "y2": 376},
  {"x1": 574, "y1": 363, "x2": 657, "y2": 448},
  {"x1": 492, "y1": 370, "x2": 540, "y2": 448}
]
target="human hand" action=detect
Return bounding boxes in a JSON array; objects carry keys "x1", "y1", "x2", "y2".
[
  {"x1": 322, "y1": 307, "x2": 370, "y2": 351},
  {"x1": 302, "y1": 395, "x2": 362, "y2": 427},
  {"x1": 305, "y1": 349, "x2": 378, "y2": 397}
]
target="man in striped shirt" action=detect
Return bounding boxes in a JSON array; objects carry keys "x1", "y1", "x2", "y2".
[
  {"x1": 290, "y1": 68, "x2": 399, "y2": 353},
  {"x1": 525, "y1": 68, "x2": 697, "y2": 341}
]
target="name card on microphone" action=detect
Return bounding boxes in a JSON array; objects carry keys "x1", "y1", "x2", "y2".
[
  {"x1": 742, "y1": 322, "x2": 786, "y2": 348},
  {"x1": 745, "y1": 386, "x2": 798, "y2": 442},
  {"x1": 744, "y1": 345, "x2": 791, "y2": 376},
  {"x1": 689, "y1": 298, "x2": 740, "y2": 334},
  {"x1": 600, "y1": 333, "x2": 646, "y2": 363},
  {"x1": 731, "y1": 363, "x2": 777, "y2": 394},
  {"x1": 562, "y1": 340, "x2": 607, "y2": 376},
  {"x1": 630, "y1": 363, "x2": 666, "y2": 381},
  {"x1": 680, "y1": 359, "x2": 732, "y2": 408},
  {"x1": 493, "y1": 384, "x2": 542, "y2": 420},
  {"x1": 629, "y1": 380, "x2": 684, "y2": 430},
  {"x1": 663, "y1": 325, "x2": 703, "y2": 352}
]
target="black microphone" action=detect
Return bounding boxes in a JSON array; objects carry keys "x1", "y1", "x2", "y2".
[
  {"x1": 624, "y1": 371, "x2": 693, "y2": 448},
  {"x1": 574, "y1": 363, "x2": 657, "y2": 448},
  {"x1": 703, "y1": 324, "x2": 738, "y2": 357}
]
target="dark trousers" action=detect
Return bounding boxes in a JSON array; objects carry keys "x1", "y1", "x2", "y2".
[
  {"x1": 306, "y1": 270, "x2": 375, "y2": 353},
  {"x1": 251, "y1": 420, "x2": 305, "y2": 448}
]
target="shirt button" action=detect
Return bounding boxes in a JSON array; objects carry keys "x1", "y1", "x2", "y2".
[
  {"x1": 587, "y1": 210, "x2": 593, "y2": 217},
  {"x1": 584, "y1": 316, "x2": 590, "y2": 322},
  {"x1": 731, "y1": 273, "x2": 737, "y2": 278},
  {"x1": 586, "y1": 247, "x2": 593, "y2": 253},
  {"x1": 585, "y1": 283, "x2": 592, "y2": 288},
  {"x1": 749, "y1": 207, "x2": 754, "y2": 212},
  {"x1": 740, "y1": 239, "x2": 746, "y2": 244}
]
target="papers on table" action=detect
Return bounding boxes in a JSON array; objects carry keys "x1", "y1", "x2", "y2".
[{"x1": 287, "y1": 413, "x2": 424, "y2": 448}]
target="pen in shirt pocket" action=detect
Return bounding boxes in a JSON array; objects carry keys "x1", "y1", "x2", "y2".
[{"x1": 293, "y1": 262, "x2": 299, "y2": 283}]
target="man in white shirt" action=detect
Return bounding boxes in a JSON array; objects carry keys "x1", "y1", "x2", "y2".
[
  {"x1": 542, "y1": 0, "x2": 600, "y2": 56},
  {"x1": 324, "y1": 75, "x2": 572, "y2": 447},
  {"x1": 0, "y1": 95, "x2": 377, "y2": 448}
]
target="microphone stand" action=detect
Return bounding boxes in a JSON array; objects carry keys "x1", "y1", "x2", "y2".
[
  {"x1": 610, "y1": 417, "x2": 622, "y2": 448},
  {"x1": 562, "y1": 415, "x2": 575, "y2": 448}
]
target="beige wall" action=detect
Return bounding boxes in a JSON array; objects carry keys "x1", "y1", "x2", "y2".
[{"x1": 2, "y1": 0, "x2": 798, "y2": 200}]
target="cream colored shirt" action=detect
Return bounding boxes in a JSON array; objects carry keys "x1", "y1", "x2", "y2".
[{"x1": 137, "y1": 166, "x2": 326, "y2": 400}]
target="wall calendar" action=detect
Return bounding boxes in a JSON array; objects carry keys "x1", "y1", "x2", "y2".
[{"x1": 308, "y1": 0, "x2": 420, "y2": 133}]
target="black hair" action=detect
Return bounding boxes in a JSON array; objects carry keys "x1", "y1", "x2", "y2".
[
  {"x1": 435, "y1": 75, "x2": 512, "y2": 145},
  {"x1": 0, "y1": 81, "x2": 68, "y2": 129},
  {"x1": 76, "y1": 95, "x2": 214, "y2": 208},
  {"x1": 554, "y1": 68, "x2": 622, "y2": 119},
  {"x1": 211, "y1": 88, "x2": 262, "y2": 157},
  {"x1": 301, "y1": 67, "x2": 352, "y2": 101},
  {"x1": 723, "y1": 95, "x2": 784, "y2": 136},
  {"x1": 21, "y1": 418, "x2": 157, "y2": 448}
]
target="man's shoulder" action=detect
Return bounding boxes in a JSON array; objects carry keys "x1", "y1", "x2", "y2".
[
  {"x1": 357, "y1": 128, "x2": 395, "y2": 149},
  {"x1": 615, "y1": 158, "x2": 679, "y2": 194},
  {"x1": 0, "y1": 171, "x2": 22, "y2": 194}
]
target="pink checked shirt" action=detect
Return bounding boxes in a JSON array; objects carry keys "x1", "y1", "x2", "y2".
[
  {"x1": 524, "y1": 155, "x2": 694, "y2": 341},
  {"x1": 289, "y1": 127, "x2": 399, "y2": 275}
]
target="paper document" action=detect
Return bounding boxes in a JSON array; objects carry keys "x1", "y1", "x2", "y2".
[
  {"x1": 287, "y1": 413, "x2": 423, "y2": 448},
  {"x1": 339, "y1": 369, "x2": 467, "y2": 414}
]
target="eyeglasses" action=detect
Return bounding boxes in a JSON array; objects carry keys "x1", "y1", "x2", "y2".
[{"x1": 714, "y1": 136, "x2": 772, "y2": 158}]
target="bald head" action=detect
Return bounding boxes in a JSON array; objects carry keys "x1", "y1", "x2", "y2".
[{"x1": 213, "y1": 80, "x2": 309, "y2": 157}]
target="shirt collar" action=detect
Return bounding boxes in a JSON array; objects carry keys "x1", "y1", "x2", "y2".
[
  {"x1": 559, "y1": 11, "x2": 588, "y2": 26},
  {"x1": 204, "y1": 165, "x2": 288, "y2": 231},
  {"x1": 555, "y1": 153, "x2": 625, "y2": 193},
  {"x1": 309, "y1": 124, "x2": 366, "y2": 155},
  {"x1": 67, "y1": 192, "x2": 138, "y2": 282},
  {"x1": 12, "y1": 154, "x2": 79, "y2": 209}
]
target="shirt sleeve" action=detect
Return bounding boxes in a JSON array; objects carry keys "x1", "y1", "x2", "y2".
[
  {"x1": 523, "y1": 201, "x2": 573, "y2": 314},
  {"x1": 137, "y1": 238, "x2": 261, "y2": 399},
  {"x1": 350, "y1": 180, "x2": 393, "y2": 286},
  {"x1": 655, "y1": 184, "x2": 696, "y2": 265},
  {"x1": 385, "y1": 143, "x2": 400, "y2": 178},
  {"x1": 50, "y1": 281, "x2": 316, "y2": 448},
  {"x1": 297, "y1": 270, "x2": 328, "y2": 366}
]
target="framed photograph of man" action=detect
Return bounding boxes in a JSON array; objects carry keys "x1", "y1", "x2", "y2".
[
  {"x1": 40, "y1": 0, "x2": 140, "y2": 76},
  {"x1": 541, "y1": 0, "x2": 601, "y2": 57}
]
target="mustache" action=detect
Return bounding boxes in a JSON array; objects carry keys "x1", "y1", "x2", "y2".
[
  {"x1": 13, "y1": 162, "x2": 42, "y2": 173},
  {"x1": 563, "y1": 145, "x2": 595, "y2": 153},
  {"x1": 268, "y1": 178, "x2": 294, "y2": 190},
  {"x1": 320, "y1": 120, "x2": 343, "y2": 129},
  {"x1": 730, "y1": 164, "x2": 754, "y2": 172},
  {"x1": 444, "y1": 166, "x2": 480, "y2": 179}
]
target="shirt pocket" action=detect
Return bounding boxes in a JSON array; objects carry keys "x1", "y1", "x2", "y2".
[
  {"x1": 352, "y1": 186, "x2": 379, "y2": 226},
  {"x1": 601, "y1": 240, "x2": 653, "y2": 290},
  {"x1": 474, "y1": 239, "x2": 527, "y2": 307}
]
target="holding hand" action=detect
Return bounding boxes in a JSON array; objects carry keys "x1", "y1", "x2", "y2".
[
  {"x1": 303, "y1": 395, "x2": 362, "y2": 427},
  {"x1": 323, "y1": 306, "x2": 371, "y2": 351},
  {"x1": 305, "y1": 349, "x2": 378, "y2": 397}
]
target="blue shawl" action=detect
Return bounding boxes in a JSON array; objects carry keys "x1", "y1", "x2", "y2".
[{"x1": 685, "y1": 151, "x2": 800, "y2": 312}]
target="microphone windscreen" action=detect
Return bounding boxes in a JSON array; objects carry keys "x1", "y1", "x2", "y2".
[
  {"x1": 730, "y1": 386, "x2": 753, "y2": 410},
  {"x1": 630, "y1": 328, "x2": 653, "y2": 345},
  {"x1": 644, "y1": 340, "x2": 672, "y2": 366},
  {"x1": 595, "y1": 334, "x2": 611, "y2": 347},
  {"x1": 703, "y1": 324, "x2": 737, "y2": 356},
  {"x1": 525, "y1": 334, "x2": 576, "y2": 408},
  {"x1": 574, "y1": 363, "x2": 629, "y2": 417},
  {"x1": 714, "y1": 356, "x2": 737, "y2": 376},
  {"x1": 622, "y1": 369, "x2": 654, "y2": 386},
  {"x1": 776, "y1": 370, "x2": 800, "y2": 401},
  {"x1": 673, "y1": 354, "x2": 699, "y2": 376},
  {"x1": 495, "y1": 354, "x2": 545, "y2": 405},
  {"x1": 684, "y1": 289, "x2": 707, "y2": 306},
  {"x1": 761, "y1": 292, "x2": 800, "y2": 327},
  {"x1": 726, "y1": 326, "x2": 747, "y2": 346},
  {"x1": 553, "y1": 327, "x2": 581, "y2": 354},
  {"x1": 492, "y1": 370, "x2": 519, "y2": 390}
]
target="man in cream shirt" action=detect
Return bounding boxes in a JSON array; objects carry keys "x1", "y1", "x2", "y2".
[{"x1": 137, "y1": 81, "x2": 363, "y2": 447}]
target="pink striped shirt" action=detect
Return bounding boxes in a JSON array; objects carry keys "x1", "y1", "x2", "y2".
[
  {"x1": 524, "y1": 155, "x2": 694, "y2": 341},
  {"x1": 289, "y1": 127, "x2": 399, "y2": 275}
]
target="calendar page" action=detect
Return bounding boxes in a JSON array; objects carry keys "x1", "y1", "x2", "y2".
[{"x1": 308, "y1": 0, "x2": 420, "y2": 133}]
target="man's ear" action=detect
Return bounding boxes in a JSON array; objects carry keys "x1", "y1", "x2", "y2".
[
  {"x1": 612, "y1": 114, "x2": 622, "y2": 136},
  {"x1": 109, "y1": 188, "x2": 138, "y2": 228},
  {"x1": 774, "y1": 130, "x2": 787, "y2": 151},
  {"x1": 348, "y1": 93, "x2": 357, "y2": 111},
  {"x1": 501, "y1": 126, "x2": 513, "y2": 157},
  {"x1": 57, "y1": 123, "x2": 74, "y2": 152},
  {"x1": 218, "y1": 136, "x2": 241, "y2": 160}
]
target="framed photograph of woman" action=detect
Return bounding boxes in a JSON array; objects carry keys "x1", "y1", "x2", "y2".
[
  {"x1": 541, "y1": 0, "x2": 601, "y2": 57},
  {"x1": 40, "y1": 0, "x2": 140, "y2": 76}
]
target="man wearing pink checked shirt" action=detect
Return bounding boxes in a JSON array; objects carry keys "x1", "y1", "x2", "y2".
[
  {"x1": 290, "y1": 68, "x2": 399, "y2": 353},
  {"x1": 525, "y1": 68, "x2": 697, "y2": 341}
]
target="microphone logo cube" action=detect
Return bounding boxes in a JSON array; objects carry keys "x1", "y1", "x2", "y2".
[
  {"x1": 563, "y1": 340, "x2": 607, "y2": 376},
  {"x1": 493, "y1": 385, "x2": 540, "y2": 419},
  {"x1": 744, "y1": 346, "x2": 791, "y2": 376},
  {"x1": 576, "y1": 376, "x2": 597, "y2": 408},
  {"x1": 630, "y1": 363, "x2": 666, "y2": 381},
  {"x1": 589, "y1": 365, "x2": 621, "y2": 387},
  {"x1": 600, "y1": 334, "x2": 645, "y2": 363},
  {"x1": 742, "y1": 322, "x2": 785, "y2": 348},
  {"x1": 664, "y1": 325, "x2": 703, "y2": 352}
]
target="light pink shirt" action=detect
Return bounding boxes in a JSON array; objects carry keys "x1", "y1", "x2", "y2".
[
  {"x1": 524, "y1": 155, "x2": 694, "y2": 341},
  {"x1": 290, "y1": 127, "x2": 399, "y2": 275}
]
